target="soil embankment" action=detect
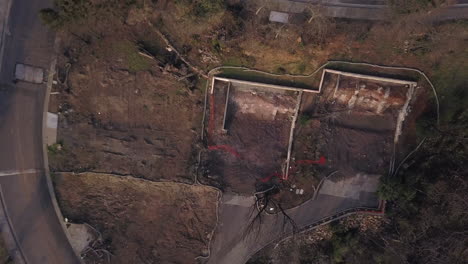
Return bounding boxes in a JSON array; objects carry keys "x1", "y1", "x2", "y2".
[{"x1": 54, "y1": 172, "x2": 218, "y2": 264}]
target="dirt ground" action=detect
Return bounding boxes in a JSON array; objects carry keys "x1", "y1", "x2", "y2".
[
  {"x1": 54, "y1": 172, "x2": 218, "y2": 264},
  {"x1": 156, "y1": 1, "x2": 467, "y2": 81},
  {"x1": 46, "y1": 0, "x2": 467, "y2": 263},
  {"x1": 48, "y1": 25, "x2": 204, "y2": 183},
  {"x1": 201, "y1": 79, "x2": 298, "y2": 193},
  {"x1": 276, "y1": 71, "x2": 415, "y2": 208}
]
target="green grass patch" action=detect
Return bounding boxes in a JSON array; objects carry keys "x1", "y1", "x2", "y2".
[
  {"x1": 298, "y1": 114, "x2": 312, "y2": 126},
  {"x1": 222, "y1": 55, "x2": 256, "y2": 67},
  {"x1": 137, "y1": 39, "x2": 172, "y2": 64},
  {"x1": 175, "y1": 0, "x2": 225, "y2": 18},
  {"x1": 113, "y1": 41, "x2": 152, "y2": 73},
  {"x1": 47, "y1": 141, "x2": 63, "y2": 156},
  {"x1": 275, "y1": 61, "x2": 308, "y2": 75}
]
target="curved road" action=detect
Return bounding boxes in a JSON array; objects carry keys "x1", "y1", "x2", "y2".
[
  {"x1": 275, "y1": 0, "x2": 468, "y2": 20},
  {"x1": 0, "y1": 0, "x2": 80, "y2": 263}
]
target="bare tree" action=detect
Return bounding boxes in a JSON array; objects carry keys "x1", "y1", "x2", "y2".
[{"x1": 243, "y1": 184, "x2": 299, "y2": 241}]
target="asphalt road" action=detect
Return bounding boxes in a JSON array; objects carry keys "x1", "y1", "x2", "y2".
[
  {"x1": 0, "y1": 0, "x2": 80, "y2": 263},
  {"x1": 275, "y1": 0, "x2": 468, "y2": 20}
]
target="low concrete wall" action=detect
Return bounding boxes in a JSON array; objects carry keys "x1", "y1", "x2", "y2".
[
  {"x1": 213, "y1": 77, "x2": 320, "y2": 93},
  {"x1": 320, "y1": 69, "x2": 418, "y2": 90}
]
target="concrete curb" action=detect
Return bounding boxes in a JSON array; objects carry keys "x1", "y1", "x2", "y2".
[{"x1": 41, "y1": 37, "x2": 84, "y2": 263}]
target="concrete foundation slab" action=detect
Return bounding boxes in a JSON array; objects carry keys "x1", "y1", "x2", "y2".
[
  {"x1": 269, "y1": 11, "x2": 289, "y2": 23},
  {"x1": 45, "y1": 112, "x2": 58, "y2": 145}
]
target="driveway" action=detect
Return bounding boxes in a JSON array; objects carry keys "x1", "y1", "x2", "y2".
[
  {"x1": 206, "y1": 173, "x2": 381, "y2": 264},
  {"x1": 0, "y1": 0, "x2": 80, "y2": 263}
]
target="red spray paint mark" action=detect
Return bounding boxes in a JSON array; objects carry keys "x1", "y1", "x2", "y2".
[
  {"x1": 208, "y1": 145, "x2": 241, "y2": 158},
  {"x1": 207, "y1": 93, "x2": 242, "y2": 158},
  {"x1": 259, "y1": 172, "x2": 283, "y2": 183},
  {"x1": 295, "y1": 156, "x2": 327, "y2": 165},
  {"x1": 207, "y1": 90, "x2": 327, "y2": 183}
]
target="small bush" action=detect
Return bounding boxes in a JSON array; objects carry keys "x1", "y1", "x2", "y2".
[
  {"x1": 299, "y1": 114, "x2": 311, "y2": 126},
  {"x1": 47, "y1": 142, "x2": 63, "y2": 155},
  {"x1": 389, "y1": 0, "x2": 440, "y2": 14},
  {"x1": 39, "y1": 0, "x2": 91, "y2": 29},
  {"x1": 194, "y1": 0, "x2": 225, "y2": 17},
  {"x1": 296, "y1": 63, "x2": 306, "y2": 74},
  {"x1": 377, "y1": 176, "x2": 417, "y2": 203},
  {"x1": 39, "y1": 8, "x2": 62, "y2": 28},
  {"x1": 176, "y1": 0, "x2": 225, "y2": 18},
  {"x1": 113, "y1": 41, "x2": 151, "y2": 72},
  {"x1": 39, "y1": 0, "x2": 142, "y2": 29}
]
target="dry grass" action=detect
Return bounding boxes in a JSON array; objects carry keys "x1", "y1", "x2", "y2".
[{"x1": 54, "y1": 172, "x2": 219, "y2": 264}]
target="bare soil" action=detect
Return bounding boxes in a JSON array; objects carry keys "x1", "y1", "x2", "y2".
[
  {"x1": 46, "y1": 1, "x2": 467, "y2": 263},
  {"x1": 54, "y1": 172, "x2": 218, "y2": 264},
  {"x1": 201, "y1": 80, "x2": 298, "y2": 193},
  {"x1": 49, "y1": 28, "x2": 203, "y2": 183},
  {"x1": 45, "y1": 7, "x2": 220, "y2": 263},
  {"x1": 277, "y1": 72, "x2": 414, "y2": 208}
]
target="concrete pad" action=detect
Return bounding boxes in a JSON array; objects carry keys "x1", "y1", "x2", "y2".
[
  {"x1": 319, "y1": 173, "x2": 380, "y2": 200},
  {"x1": 223, "y1": 194, "x2": 255, "y2": 207},
  {"x1": 66, "y1": 223, "x2": 96, "y2": 254},
  {"x1": 269, "y1": 11, "x2": 289, "y2": 23},
  {"x1": 45, "y1": 112, "x2": 58, "y2": 145},
  {"x1": 15, "y1": 64, "x2": 44, "y2": 84}
]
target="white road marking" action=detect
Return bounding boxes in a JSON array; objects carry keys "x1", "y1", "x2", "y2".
[{"x1": 0, "y1": 169, "x2": 39, "y2": 177}]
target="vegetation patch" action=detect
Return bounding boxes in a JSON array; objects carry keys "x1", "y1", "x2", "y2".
[
  {"x1": 54, "y1": 172, "x2": 218, "y2": 264},
  {"x1": 176, "y1": 0, "x2": 225, "y2": 18},
  {"x1": 389, "y1": 0, "x2": 444, "y2": 14},
  {"x1": 113, "y1": 41, "x2": 152, "y2": 72}
]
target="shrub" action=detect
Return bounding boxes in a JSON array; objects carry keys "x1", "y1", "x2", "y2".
[
  {"x1": 194, "y1": 0, "x2": 225, "y2": 17},
  {"x1": 176, "y1": 0, "x2": 225, "y2": 18},
  {"x1": 39, "y1": 8, "x2": 62, "y2": 28},
  {"x1": 39, "y1": 0, "x2": 91, "y2": 29},
  {"x1": 377, "y1": 176, "x2": 416, "y2": 203},
  {"x1": 389, "y1": 0, "x2": 438, "y2": 14},
  {"x1": 113, "y1": 41, "x2": 151, "y2": 72},
  {"x1": 299, "y1": 114, "x2": 311, "y2": 126}
]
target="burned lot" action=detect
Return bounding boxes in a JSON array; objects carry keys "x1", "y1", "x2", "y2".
[
  {"x1": 201, "y1": 78, "x2": 304, "y2": 193},
  {"x1": 201, "y1": 70, "x2": 417, "y2": 207},
  {"x1": 285, "y1": 69, "x2": 416, "y2": 206}
]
